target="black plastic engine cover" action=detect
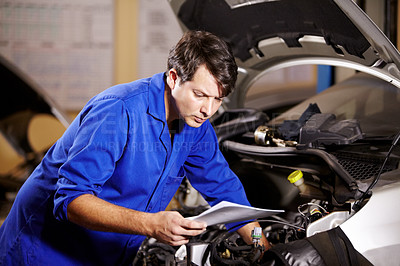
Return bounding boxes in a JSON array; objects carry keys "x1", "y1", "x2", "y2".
[{"x1": 298, "y1": 113, "x2": 364, "y2": 149}]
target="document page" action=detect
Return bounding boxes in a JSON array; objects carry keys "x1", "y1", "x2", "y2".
[{"x1": 187, "y1": 201, "x2": 284, "y2": 226}]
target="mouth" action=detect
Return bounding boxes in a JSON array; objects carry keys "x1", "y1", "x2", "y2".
[{"x1": 194, "y1": 116, "x2": 206, "y2": 124}]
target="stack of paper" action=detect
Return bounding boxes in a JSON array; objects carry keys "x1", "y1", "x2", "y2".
[{"x1": 187, "y1": 201, "x2": 284, "y2": 226}]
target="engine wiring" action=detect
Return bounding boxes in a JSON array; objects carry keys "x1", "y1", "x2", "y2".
[
  {"x1": 353, "y1": 129, "x2": 400, "y2": 211},
  {"x1": 133, "y1": 200, "x2": 336, "y2": 265},
  {"x1": 204, "y1": 229, "x2": 264, "y2": 266},
  {"x1": 257, "y1": 219, "x2": 305, "y2": 232},
  {"x1": 134, "y1": 179, "x2": 336, "y2": 265}
]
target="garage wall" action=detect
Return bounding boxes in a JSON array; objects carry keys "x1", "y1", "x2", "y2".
[
  {"x1": 398, "y1": 1, "x2": 400, "y2": 49},
  {"x1": 114, "y1": 0, "x2": 138, "y2": 85}
]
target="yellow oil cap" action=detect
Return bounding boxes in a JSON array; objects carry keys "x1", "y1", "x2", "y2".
[{"x1": 288, "y1": 170, "x2": 303, "y2": 184}]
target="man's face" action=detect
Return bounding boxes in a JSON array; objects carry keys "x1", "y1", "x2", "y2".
[{"x1": 169, "y1": 65, "x2": 223, "y2": 128}]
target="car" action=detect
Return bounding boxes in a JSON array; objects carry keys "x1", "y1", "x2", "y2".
[
  {"x1": 0, "y1": 54, "x2": 70, "y2": 203},
  {"x1": 133, "y1": 0, "x2": 400, "y2": 265}
]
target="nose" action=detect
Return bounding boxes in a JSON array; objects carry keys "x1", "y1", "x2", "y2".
[{"x1": 200, "y1": 98, "x2": 218, "y2": 118}]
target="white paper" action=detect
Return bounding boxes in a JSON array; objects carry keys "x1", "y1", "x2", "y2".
[{"x1": 187, "y1": 201, "x2": 284, "y2": 226}]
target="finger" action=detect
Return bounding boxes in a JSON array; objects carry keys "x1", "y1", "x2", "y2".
[
  {"x1": 167, "y1": 221, "x2": 205, "y2": 238},
  {"x1": 177, "y1": 227, "x2": 206, "y2": 237},
  {"x1": 170, "y1": 238, "x2": 190, "y2": 246},
  {"x1": 163, "y1": 232, "x2": 192, "y2": 246},
  {"x1": 181, "y1": 219, "x2": 207, "y2": 230}
]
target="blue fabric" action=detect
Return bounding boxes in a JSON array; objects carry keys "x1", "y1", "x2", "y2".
[{"x1": 0, "y1": 73, "x2": 251, "y2": 265}]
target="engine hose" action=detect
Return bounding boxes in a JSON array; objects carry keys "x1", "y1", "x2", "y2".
[
  {"x1": 196, "y1": 228, "x2": 227, "y2": 242},
  {"x1": 264, "y1": 223, "x2": 287, "y2": 231},
  {"x1": 147, "y1": 242, "x2": 176, "y2": 253},
  {"x1": 251, "y1": 249, "x2": 262, "y2": 262},
  {"x1": 223, "y1": 241, "x2": 252, "y2": 252},
  {"x1": 135, "y1": 249, "x2": 171, "y2": 264},
  {"x1": 211, "y1": 242, "x2": 250, "y2": 266}
]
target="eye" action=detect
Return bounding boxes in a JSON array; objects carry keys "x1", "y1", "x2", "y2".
[
  {"x1": 193, "y1": 90, "x2": 204, "y2": 97},
  {"x1": 214, "y1": 97, "x2": 223, "y2": 103}
]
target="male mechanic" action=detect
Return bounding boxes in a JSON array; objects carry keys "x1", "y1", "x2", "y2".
[{"x1": 0, "y1": 31, "x2": 268, "y2": 265}]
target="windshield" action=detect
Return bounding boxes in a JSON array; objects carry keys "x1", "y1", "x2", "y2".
[{"x1": 270, "y1": 73, "x2": 400, "y2": 138}]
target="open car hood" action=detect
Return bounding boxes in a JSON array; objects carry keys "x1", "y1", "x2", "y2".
[
  {"x1": 0, "y1": 54, "x2": 70, "y2": 190},
  {"x1": 0, "y1": 55, "x2": 70, "y2": 126},
  {"x1": 168, "y1": 0, "x2": 400, "y2": 108},
  {"x1": 0, "y1": 53, "x2": 70, "y2": 153}
]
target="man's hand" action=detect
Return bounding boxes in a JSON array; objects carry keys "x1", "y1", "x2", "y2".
[
  {"x1": 67, "y1": 194, "x2": 206, "y2": 246},
  {"x1": 150, "y1": 211, "x2": 207, "y2": 246}
]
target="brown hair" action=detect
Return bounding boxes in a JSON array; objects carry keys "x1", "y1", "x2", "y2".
[{"x1": 167, "y1": 31, "x2": 238, "y2": 97}]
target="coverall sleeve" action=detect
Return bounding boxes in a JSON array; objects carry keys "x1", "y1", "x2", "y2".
[
  {"x1": 184, "y1": 121, "x2": 252, "y2": 230},
  {"x1": 53, "y1": 97, "x2": 129, "y2": 221}
]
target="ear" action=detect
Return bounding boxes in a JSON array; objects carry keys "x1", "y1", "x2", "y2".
[{"x1": 166, "y1": 68, "x2": 178, "y2": 90}]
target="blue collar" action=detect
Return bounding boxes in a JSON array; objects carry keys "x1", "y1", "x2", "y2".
[{"x1": 147, "y1": 72, "x2": 167, "y2": 123}]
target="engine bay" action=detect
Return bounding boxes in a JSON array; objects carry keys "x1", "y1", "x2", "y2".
[{"x1": 133, "y1": 106, "x2": 400, "y2": 265}]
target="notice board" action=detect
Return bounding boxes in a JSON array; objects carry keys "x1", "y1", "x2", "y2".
[{"x1": 0, "y1": 0, "x2": 114, "y2": 111}]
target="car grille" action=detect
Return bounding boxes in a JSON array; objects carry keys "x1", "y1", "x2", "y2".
[{"x1": 330, "y1": 151, "x2": 399, "y2": 180}]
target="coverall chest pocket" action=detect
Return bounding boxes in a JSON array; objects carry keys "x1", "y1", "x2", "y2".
[{"x1": 160, "y1": 167, "x2": 186, "y2": 211}]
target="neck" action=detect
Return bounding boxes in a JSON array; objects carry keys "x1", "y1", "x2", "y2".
[{"x1": 164, "y1": 83, "x2": 178, "y2": 129}]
